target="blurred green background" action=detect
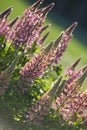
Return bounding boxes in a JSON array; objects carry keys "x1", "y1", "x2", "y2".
[{"x1": 0, "y1": 0, "x2": 87, "y2": 86}]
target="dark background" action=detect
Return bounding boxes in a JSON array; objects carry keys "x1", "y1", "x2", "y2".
[{"x1": 27, "y1": 0, "x2": 87, "y2": 46}]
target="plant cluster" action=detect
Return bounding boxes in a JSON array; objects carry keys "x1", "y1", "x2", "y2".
[{"x1": 0, "y1": 0, "x2": 87, "y2": 130}]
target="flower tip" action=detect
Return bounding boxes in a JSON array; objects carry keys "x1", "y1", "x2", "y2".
[
  {"x1": 5, "y1": 6, "x2": 13, "y2": 12},
  {"x1": 42, "y1": 3, "x2": 55, "y2": 16},
  {"x1": 71, "y1": 57, "x2": 81, "y2": 70},
  {"x1": 10, "y1": 6, "x2": 14, "y2": 11},
  {"x1": 40, "y1": 24, "x2": 51, "y2": 34},
  {"x1": 0, "y1": 7, "x2": 13, "y2": 19},
  {"x1": 4, "y1": 7, "x2": 13, "y2": 18},
  {"x1": 74, "y1": 21, "x2": 78, "y2": 26},
  {"x1": 48, "y1": 3, "x2": 55, "y2": 10},
  {"x1": 65, "y1": 22, "x2": 78, "y2": 35},
  {"x1": 31, "y1": 0, "x2": 44, "y2": 11},
  {"x1": 9, "y1": 16, "x2": 19, "y2": 27},
  {"x1": 40, "y1": 32, "x2": 50, "y2": 44},
  {"x1": 6, "y1": 6, "x2": 13, "y2": 12},
  {"x1": 50, "y1": 3, "x2": 55, "y2": 7}
]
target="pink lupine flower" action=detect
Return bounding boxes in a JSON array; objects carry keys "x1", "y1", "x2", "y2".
[
  {"x1": 54, "y1": 65, "x2": 86, "y2": 104},
  {"x1": 19, "y1": 35, "x2": 62, "y2": 91},
  {"x1": 53, "y1": 22, "x2": 77, "y2": 64},
  {"x1": 12, "y1": 0, "x2": 54, "y2": 50},
  {"x1": 28, "y1": 34, "x2": 62, "y2": 79},
  {"x1": 26, "y1": 3, "x2": 54, "y2": 48},
  {"x1": 72, "y1": 74, "x2": 87, "y2": 122},
  {"x1": 19, "y1": 23, "x2": 77, "y2": 92},
  {"x1": 52, "y1": 66, "x2": 87, "y2": 124},
  {"x1": 59, "y1": 90, "x2": 87, "y2": 122},
  {"x1": 64, "y1": 66, "x2": 87, "y2": 95},
  {"x1": 17, "y1": 41, "x2": 54, "y2": 92},
  {"x1": 0, "y1": 7, "x2": 13, "y2": 19},
  {"x1": 20, "y1": 52, "x2": 43, "y2": 83}
]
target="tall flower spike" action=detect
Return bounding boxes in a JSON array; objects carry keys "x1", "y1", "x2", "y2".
[
  {"x1": 60, "y1": 85, "x2": 87, "y2": 123},
  {"x1": 45, "y1": 33, "x2": 63, "y2": 66},
  {"x1": 0, "y1": 7, "x2": 13, "y2": 19},
  {"x1": 65, "y1": 22, "x2": 78, "y2": 36},
  {"x1": 31, "y1": 34, "x2": 63, "y2": 79},
  {"x1": 64, "y1": 66, "x2": 87, "y2": 93},
  {"x1": 20, "y1": 41, "x2": 53, "y2": 77},
  {"x1": 53, "y1": 22, "x2": 78, "y2": 64},
  {"x1": 52, "y1": 65, "x2": 87, "y2": 121},
  {"x1": 26, "y1": 4, "x2": 54, "y2": 49},
  {"x1": 18, "y1": 41, "x2": 54, "y2": 92},
  {"x1": 12, "y1": 1, "x2": 54, "y2": 50},
  {"x1": 28, "y1": 34, "x2": 62, "y2": 81},
  {"x1": 53, "y1": 65, "x2": 87, "y2": 111}
]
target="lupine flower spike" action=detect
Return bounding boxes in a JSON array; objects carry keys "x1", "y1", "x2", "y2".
[
  {"x1": 12, "y1": 1, "x2": 54, "y2": 51},
  {"x1": 18, "y1": 40, "x2": 54, "y2": 92},
  {"x1": 53, "y1": 65, "x2": 87, "y2": 123},
  {"x1": 19, "y1": 34, "x2": 62, "y2": 92},
  {"x1": 53, "y1": 22, "x2": 78, "y2": 64}
]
